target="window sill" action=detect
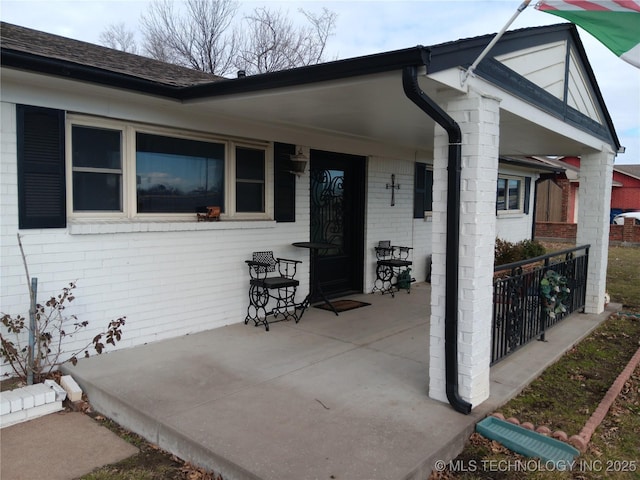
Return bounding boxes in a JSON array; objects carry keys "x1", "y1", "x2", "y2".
[
  {"x1": 68, "y1": 218, "x2": 276, "y2": 235},
  {"x1": 496, "y1": 211, "x2": 525, "y2": 218}
]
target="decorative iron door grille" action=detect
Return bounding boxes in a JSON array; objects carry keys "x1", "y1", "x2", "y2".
[
  {"x1": 310, "y1": 168, "x2": 344, "y2": 254},
  {"x1": 309, "y1": 151, "x2": 365, "y2": 299}
]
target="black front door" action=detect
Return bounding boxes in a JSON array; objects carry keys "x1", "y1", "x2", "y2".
[{"x1": 310, "y1": 150, "x2": 366, "y2": 299}]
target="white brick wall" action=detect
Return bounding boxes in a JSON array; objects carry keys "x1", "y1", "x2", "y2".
[
  {"x1": 1, "y1": 96, "x2": 431, "y2": 377},
  {"x1": 364, "y1": 155, "x2": 433, "y2": 291},
  {"x1": 0, "y1": 98, "x2": 313, "y2": 376}
]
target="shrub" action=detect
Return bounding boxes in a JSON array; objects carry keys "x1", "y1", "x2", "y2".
[
  {"x1": 0, "y1": 234, "x2": 126, "y2": 384},
  {"x1": 1, "y1": 281, "x2": 126, "y2": 384},
  {"x1": 494, "y1": 238, "x2": 546, "y2": 266},
  {"x1": 520, "y1": 239, "x2": 546, "y2": 259}
]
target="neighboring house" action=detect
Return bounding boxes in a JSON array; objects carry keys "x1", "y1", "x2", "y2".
[
  {"x1": 0, "y1": 21, "x2": 620, "y2": 412},
  {"x1": 535, "y1": 156, "x2": 639, "y2": 223},
  {"x1": 611, "y1": 164, "x2": 640, "y2": 217},
  {"x1": 496, "y1": 156, "x2": 564, "y2": 242}
]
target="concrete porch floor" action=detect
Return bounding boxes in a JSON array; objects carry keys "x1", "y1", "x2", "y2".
[{"x1": 62, "y1": 282, "x2": 614, "y2": 480}]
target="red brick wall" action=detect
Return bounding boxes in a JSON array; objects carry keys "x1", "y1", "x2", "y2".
[
  {"x1": 535, "y1": 219, "x2": 640, "y2": 244},
  {"x1": 535, "y1": 221, "x2": 577, "y2": 239}
]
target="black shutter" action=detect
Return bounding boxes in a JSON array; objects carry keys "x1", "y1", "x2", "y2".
[
  {"x1": 414, "y1": 162, "x2": 426, "y2": 218},
  {"x1": 17, "y1": 105, "x2": 66, "y2": 229},
  {"x1": 274, "y1": 142, "x2": 296, "y2": 222},
  {"x1": 524, "y1": 177, "x2": 531, "y2": 214},
  {"x1": 425, "y1": 168, "x2": 433, "y2": 212}
]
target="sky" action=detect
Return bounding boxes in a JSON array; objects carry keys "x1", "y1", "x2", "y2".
[{"x1": 1, "y1": 0, "x2": 639, "y2": 165}]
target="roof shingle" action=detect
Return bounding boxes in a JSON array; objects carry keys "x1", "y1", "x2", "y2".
[{"x1": 1, "y1": 21, "x2": 221, "y2": 87}]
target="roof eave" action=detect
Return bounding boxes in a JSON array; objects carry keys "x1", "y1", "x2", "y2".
[
  {"x1": 1, "y1": 48, "x2": 184, "y2": 99},
  {"x1": 2, "y1": 44, "x2": 433, "y2": 102},
  {"x1": 564, "y1": 25, "x2": 621, "y2": 152},
  {"x1": 180, "y1": 47, "x2": 432, "y2": 100},
  {"x1": 499, "y1": 156, "x2": 565, "y2": 174}
]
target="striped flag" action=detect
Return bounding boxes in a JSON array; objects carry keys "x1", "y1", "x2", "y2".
[{"x1": 535, "y1": 1, "x2": 640, "y2": 68}]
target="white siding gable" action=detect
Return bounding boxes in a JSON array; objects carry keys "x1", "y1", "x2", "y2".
[
  {"x1": 496, "y1": 41, "x2": 567, "y2": 99},
  {"x1": 496, "y1": 41, "x2": 603, "y2": 125},
  {"x1": 566, "y1": 49, "x2": 602, "y2": 123}
]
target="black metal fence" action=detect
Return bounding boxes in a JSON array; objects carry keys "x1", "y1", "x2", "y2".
[{"x1": 492, "y1": 245, "x2": 590, "y2": 365}]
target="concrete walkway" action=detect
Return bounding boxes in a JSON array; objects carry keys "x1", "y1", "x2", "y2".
[
  {"x1": 1, "y1": 411, "x2": 138, "y2": 480},
  {"x1": 59, "y1": 283, "x2": 615, "y2": 480}
]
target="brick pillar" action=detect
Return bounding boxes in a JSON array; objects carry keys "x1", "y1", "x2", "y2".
[
  {"x1": 576, "y1": 148, "x2": 614, "y2": 313},
  {"x1": 622, "y1": 217, "x2": 635, "y2": 243},
  {"x1": 429, "y1": 90, "x2": 500, "y2": 407}
]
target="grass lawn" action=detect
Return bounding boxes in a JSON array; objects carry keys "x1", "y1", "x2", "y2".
[{"x1": 607, "y1": 246, "x2": 640, "y2": 307}]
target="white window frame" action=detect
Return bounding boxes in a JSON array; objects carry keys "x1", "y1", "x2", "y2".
[
  {"x1": 496, "y1": 174, "x2": 524, "y2": 215},
  {"x1": 227, "y1": 141, "x2": 273, "y2": 220},
  {"x1": 66, "y1": 114, "x2": 273, "y2": 221}
]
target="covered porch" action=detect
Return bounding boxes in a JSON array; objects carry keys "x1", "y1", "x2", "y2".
[{"x1": 62, "y1": 283, "x2": 614, "y2": 480}]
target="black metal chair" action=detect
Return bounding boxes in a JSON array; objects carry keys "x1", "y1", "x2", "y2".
[
  {"x1": 372, "y1": 241, "x2": 414, "y2": 297},
  {"x1": 245, "y1": 251, "x2": 303, "y2": 331}
]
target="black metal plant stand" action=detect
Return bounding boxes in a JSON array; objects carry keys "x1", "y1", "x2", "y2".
[{"x1": 372, "y1": 241, "x2": 414, "y2": 297}]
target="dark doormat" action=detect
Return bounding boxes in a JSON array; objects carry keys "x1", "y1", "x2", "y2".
[{"x1": 314, "y1": 299, "x2": 371, "y2": 312}]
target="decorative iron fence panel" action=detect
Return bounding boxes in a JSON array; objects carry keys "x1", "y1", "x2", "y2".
[{"x1": 491, "y1": 245, "x2": 589, "y2": 365}]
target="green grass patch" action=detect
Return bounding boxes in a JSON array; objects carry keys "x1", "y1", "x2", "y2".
[{"x1": 607, "y1": 246, "x2": 640, "y2": 307}]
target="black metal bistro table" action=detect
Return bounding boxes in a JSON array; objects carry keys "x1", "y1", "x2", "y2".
[{"x1": 292, "y1": 242, "x2": 339, "y2": 316}]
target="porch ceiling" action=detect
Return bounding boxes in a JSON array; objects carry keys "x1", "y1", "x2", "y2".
[{"x1": 184, "y1": 69, "x2": 594, "y2": 157}]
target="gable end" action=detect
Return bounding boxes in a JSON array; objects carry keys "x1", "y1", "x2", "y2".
[{"x1": 476, "y1": 58, "x2": 615, "y2": 146}]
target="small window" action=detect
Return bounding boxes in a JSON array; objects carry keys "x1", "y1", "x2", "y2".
[
  {"x1": 136, "y1": 132, "x2": 225, "y2": 214},
  {"x1": 414, "y1": 162, "x2": 433, "y2": 218},
  {"x1": 72, "y1": 125, "x2": 123, "y2": 211},
  {"x1": 497, "y1": 175, "x2": 523, "y2": 213},
  {"x1": 236, "y1": 146, "x2": 265, "y2": 213}
]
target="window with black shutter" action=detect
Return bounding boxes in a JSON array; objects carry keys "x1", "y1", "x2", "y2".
[
  {"x1": 17, "y1": 105, "x2": 66, "y2": 229},
  {"x1": 274, "y1": 142, "x2": 296, "y2": 222},
  {"x1": 496, "y1": 175, "x2": 530, "y2": 214}
]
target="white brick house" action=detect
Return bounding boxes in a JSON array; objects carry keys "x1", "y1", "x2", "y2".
[{"x1": 0, "y1": 22, "x2": 620, "y2": 412}]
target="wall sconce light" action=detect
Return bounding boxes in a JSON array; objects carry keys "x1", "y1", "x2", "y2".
[{"x1": 288, "y1": 148, "x2": 308, "y2": 176}]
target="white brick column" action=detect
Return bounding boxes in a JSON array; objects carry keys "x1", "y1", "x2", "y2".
[
  {"x1": 429, "y1": 90, "x2": 500, "y2": 407},
  {"x1": 576, "y1": 147, "x2": 615, "y2": 313}
]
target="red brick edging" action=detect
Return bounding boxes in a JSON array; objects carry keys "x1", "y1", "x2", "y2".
[
  {"x1": 490, "y1": 343, "x2": 640, "y2": 453},
  {"x1": 570, "y1": 344, "x2": 640, "y2": 451}
]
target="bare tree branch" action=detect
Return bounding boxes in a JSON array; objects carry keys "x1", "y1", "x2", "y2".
[
  {"x1": 99, "y1": 22, "x2": 138, "y2": 54},
  {"x1": 300, "y1": 8, "x2": 338, "y2": 64},
  {"x1": 140, "y1": 0, "x2": 239, "y2": 76},
  {"x1": 99, "y1": 1, "x2": 336, "y2": 77},
  {"x1": 236, "y1": 7, "x2": 337, "y2": 75}
]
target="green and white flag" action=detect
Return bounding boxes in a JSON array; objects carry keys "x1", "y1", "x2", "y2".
[{"x1": 535, "y1": 1, "x2": 640, "y2": 68}]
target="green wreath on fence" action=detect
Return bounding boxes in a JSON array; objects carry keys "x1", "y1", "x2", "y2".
[{"x1": 540, "y1": 270, "x2": 570, "y2": 319}]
